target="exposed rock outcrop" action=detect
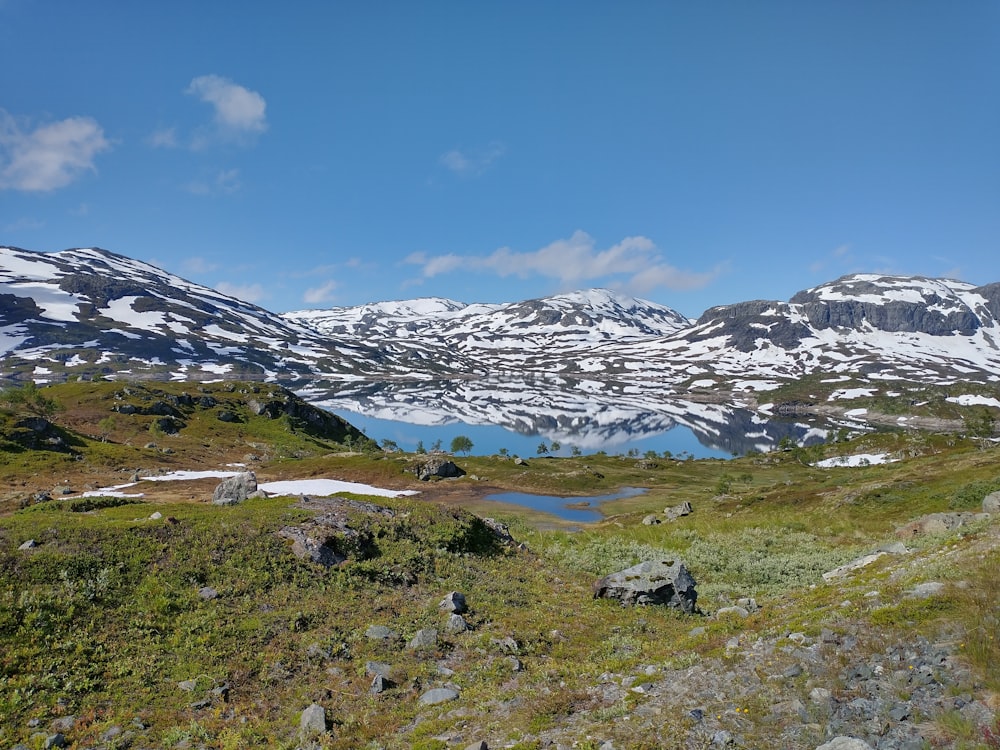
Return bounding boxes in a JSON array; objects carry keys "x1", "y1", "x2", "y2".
[{"x1": 593, "y1": 559, "x2": 698, "y2": 612}]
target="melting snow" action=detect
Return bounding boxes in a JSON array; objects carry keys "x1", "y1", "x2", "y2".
[
  {"x1": 947, "y1": 394, "x2": 1000, "y2": 409},
  {"x1": 829, "y1": 388, "x2": 877, "y2": 401},
  {"x1": 815, "y1": 453, "x2": 898, "y2": 468}
]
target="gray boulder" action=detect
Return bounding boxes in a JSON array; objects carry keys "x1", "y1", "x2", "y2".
[
  {"x1": 593, "y1": 559, "x2": 698, "y2": 612},
  {"x1": 984, "y1": 490, "x2": 1000, "y2": 514},
  {"x1": 299, "y1": 703, "x2": 326, "y2": 736},
  {"x1": 410, "y1": 457, "x2": 465, "y2": 481},
  {"x1": 418, "y1": 687, "x2": 459, "y2": 705},
  {"x1": 439, "y1": 591, "x2": 467, "y2": 614},
  {"x1": 212, "y1": 471, "x2": 257, "y2": 505},
  {"x1": 664, "y1": 501, "x2": 693, "y2": 520},
  {"x1": 407, "y1": 628, "x2": 438, "y2": 651},
  {"x1": 815, "y1": 738, "x2": 873, "y2": 750}
]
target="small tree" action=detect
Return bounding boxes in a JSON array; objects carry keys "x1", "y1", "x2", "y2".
[
  {"x1": 431, "y1": 439, "x2": 443, "y2": 453},
  {"x1": 571, "y1": 445, "x2": 582, "y2": 457},
  {"x1": 550, "y1": 440, "x2": 561, "y2": 453},
  {"x1": 415, "y1": 440, "x2": 427, "y2": 454},
  {"x1": 381, "y1": 438, "x2": 400, "y2": 453},
  {"x1": 450, "y1": 435, "x2": 473, "y2": 455},
  {"x1": 536, "y1": 441, "x2": 549, "y2": 456}
]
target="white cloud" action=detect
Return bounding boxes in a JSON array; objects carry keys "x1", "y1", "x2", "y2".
[
  {"x1": 439, "y1": 141, "x2": 505, "y2": 176},
  {"x1": 303, "y1": 280, "x2": 339, "y2": 305},
  {"x1": 0, "y1": 110, "x2": 111, "y2": 191},
  {"x1": 147, "y1": 127, "x2": 178, "y2": 148},
  {"x1": 215, "y1": 281, "x2": 265, "y2": 303},
  {"x1": 186, "y1": 75, "x2": 267, "y2": 140},
  {"x1": 185, "y1": 168, "x2": 242, "y2": 195},
  {"x1": 405, "y1": 231, "x2": 724, "y2": 293}
]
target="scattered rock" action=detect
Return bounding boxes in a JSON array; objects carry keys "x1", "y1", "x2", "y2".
[
  {"x1": 593, "y1": 559, "x2": 698, "y2": 612},
  {"x1": 641, "y1": 514, "x2": 661, "y2": 526},
  {"x1": 908, "y1": 581, "x2": 946, "y2": 598},
  {"x1": 149, "y1": 511, "x2": 162, "y2": 520},
  {"x1": 18, "y1": 539, "x2": 38, "y2": 550},
  {"x1": 482, "y1": 517, "x2": 518, "y2": 545},
  {"x1": 815, "y1": 738, "x2": 873, "y2": 750},
  {"x1": 823, "y1": 552, "x2": 887, "y2": 581},
  {"x1": 48, "y1": 716, "x2": 75, "y2": 733},
  {"x1": 43, "y1": 734, "x2": 67, "y2": 749},
  {"x1": 664, "y1": 501, "x2": 693, "y2": 520},
  {"x1": 439, "y1": 591, "x2": 468, "y2": 614},
  {"x1": 419, "y1": 687, "x2": 459, "y2": 705},
  {"x1": 299, "y1": 703, "x2": 326, "y2": 736},
  {"x1": 365, "y1": 625, "x2": 398, "y2": 642},
  {"x1": 445, "y1": 614, "x2": 469, "y2": 634},
  {"x1": 983, "y1": 490, "x2": 1000, "y2": 514},
  {"x1": 715, "y1": 606, "x2": 749, "y2": 620},
  {"x1": 211, "y1": 471, "x2": 257, "y2": 505},
  {"x1": 408, "y1": 628, "x2": 438, "y2": 651},
  {"x1": 198, "y1": 586, "x2": 219, "y2": 600},
  {"x1": 896, "y1": 512, "x2": 989, "y2": 538}
]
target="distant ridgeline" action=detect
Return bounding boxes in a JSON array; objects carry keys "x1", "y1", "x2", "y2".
[{"x1": 3, "y1": 245, "x2": 1000, "y2": 403}]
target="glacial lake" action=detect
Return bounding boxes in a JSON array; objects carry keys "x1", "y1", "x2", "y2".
[
  {"x1": 483, "y1": 486, "x2": 647, "y2": 523},
  {"x1": 332, "y1": 410, "x2": 735, "y2": 460}
]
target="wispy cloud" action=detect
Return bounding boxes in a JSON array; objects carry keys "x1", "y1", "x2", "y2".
[
  {"x1": 182, "y1": 257, "x2": 219, "y2": 274},
  {"x1": 405, "y1": 231, "x2": 725, "y2": 294},
  {"x1": 147, "y1": 127, "x2": 178, "y2": 149},
  {"x1": 0, "y1": 110, "x2": 111, "y2": 191},
  {"x1": 185, "y1": 168, "x2": 242, "y2": 196},
  {"x1": 4, "y1": 216, "x2": 44, "y2": 232},
  {"x1": 439, "y1": 141, "x2": 505, "y2": 177},
  {"x1": 303, "y1": 280, "x2": 339, "y2": 305},
  {"x1": 215, "y1": 281, "x2": 265, "y2": 304},
  {"x1": 186, "y1": 74, "x2": 267, "y2": 146}
]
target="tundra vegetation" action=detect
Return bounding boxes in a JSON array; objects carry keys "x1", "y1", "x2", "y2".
[{"x1": 0, "y1": 379, "x2": 998, "y2": 749}]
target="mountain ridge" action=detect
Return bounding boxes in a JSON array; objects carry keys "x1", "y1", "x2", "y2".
[{"x1": 3, "y1": 246, "x2": 1000, "y2": 401}]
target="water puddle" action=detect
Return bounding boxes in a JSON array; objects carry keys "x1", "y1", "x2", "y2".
[{"x1": 482, "y1": 486, "x2": 646, "y2": 523}]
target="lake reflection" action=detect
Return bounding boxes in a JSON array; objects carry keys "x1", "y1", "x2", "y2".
[
  {"x1": 302, "y1": 377, "x2": 845, "y2": 458},
  {"x1": 483, "y1": 486, "x2": 647, "y2": 523}
]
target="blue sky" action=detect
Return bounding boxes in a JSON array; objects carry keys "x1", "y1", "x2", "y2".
[{"x1": 1, "y1": 1, "x2": 997, "y2": 318}]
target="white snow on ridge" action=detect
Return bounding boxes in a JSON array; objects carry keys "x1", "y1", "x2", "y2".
[
  {"x1": 815, "y1": 453, "x2": 898, "y2": 468},
  {"x1": 947, "y1": 394, "x2": 1000, "y2": 409},
  {"x1": 1, "y1": 281, "x2": 83, "y2": 322},
  {"x1": 829, "y1": 388, "x2": 877, "y2": 401}
]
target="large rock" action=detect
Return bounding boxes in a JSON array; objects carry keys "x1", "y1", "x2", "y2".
[
  {"x1": 409, "y1": 457, "x2": 465, "y2": 481},
  {"x1": 983, "y1": 490, "x2": 1000, "y2": 514},
  {"x1": 593, "y1": 559, "x2": 698, "y2": 612},
  {"x1": 212, "y1": 471, "x2": 257, "y2": 505},
  {"x1": 815, "y1": 738, "x2": 873, "y2": 750}
]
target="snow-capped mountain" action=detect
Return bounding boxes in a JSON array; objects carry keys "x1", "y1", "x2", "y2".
[
  {"x1": 2, "y1": 246, "x2": 999, "y2": 451},
  {"x1": 0, "y1": 246, "x2": 382, "y2": 381}
]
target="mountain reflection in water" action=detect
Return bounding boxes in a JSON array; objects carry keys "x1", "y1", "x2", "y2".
[{"x1": 300, "y1": 378, "x2": 847, "y2": 458}]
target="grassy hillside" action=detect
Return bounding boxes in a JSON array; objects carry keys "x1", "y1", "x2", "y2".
[{"x1": 0, "y1": 381, "x2": 998, "y2": 748}]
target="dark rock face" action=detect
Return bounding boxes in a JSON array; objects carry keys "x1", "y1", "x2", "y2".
[
  {"x1": 593, "y1": 559, "x2": 698, "y2": 612},
  {"x1": 409, "y1": 457, "x2": 465, "y2": 481},
  {"x1": 692, "y1": 301, "x2": 812, "y2": 351},
  {"x1": 790, "y1": 276, "x2": 982, "y2": 335}
]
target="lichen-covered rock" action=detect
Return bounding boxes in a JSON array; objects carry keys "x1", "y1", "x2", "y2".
[
  {"x1": 211, "y1": 471, "x2": 257, "y2": 505},
  {"x1": 593, "y1": 559, "x2": 698, "y2": 612}
]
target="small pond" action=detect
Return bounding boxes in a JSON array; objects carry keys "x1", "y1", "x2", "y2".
[{"x1": 483, "y1": 486, "x2": 646, "y2": 523}]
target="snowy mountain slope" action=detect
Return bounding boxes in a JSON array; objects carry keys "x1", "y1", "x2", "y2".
[
  {"x1": 3, "y1": 247, "x2": 999, "y2": 400},
  {"x1": 0, "y1": 246, "x2": 385, "y2": 381}
]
